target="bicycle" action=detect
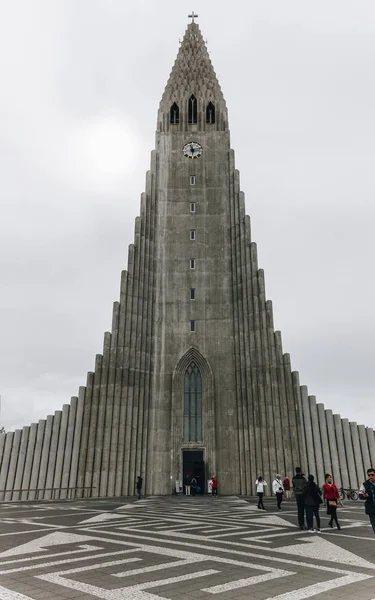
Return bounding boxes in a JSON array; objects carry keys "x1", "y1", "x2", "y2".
[{"x1": 339, "y1": 487, "x2": 358, "y2": 501}]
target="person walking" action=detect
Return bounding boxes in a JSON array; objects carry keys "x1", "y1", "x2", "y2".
[
  {"x1": 359, "y1": 467, "x2": 375, "y2": 534},
  {"x1": 256, "y1": 476, "x2": 267, "y2": 510},
  {"x1": 283, "y1": 476, "x2": 291, "y2": 500},
  {"x1": 304, "y1": 474, "x2": 323, "y2": 532},
  {"x1": 272, "y1": 474, "x2": 284, "y2": 510},
  {"x1": 136, "y1": 476, "x2": 143, "y2": 500},
  {"x1": 292, "y1": 467, "x2": 307, "y2": 530},
  {"x1": 190, "y1": 476, "x2": 197, "y2": 497},
  {"x1": 323, "y1": 473, "x2": 341, "y2": 530},
  {"x1": 211, "y1": 475, "x2": 218, "y2": 497}
]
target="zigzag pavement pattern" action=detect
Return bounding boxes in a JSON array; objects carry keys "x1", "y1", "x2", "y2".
[{"x1": 0, "y1": 496, "x2": 374, "y2": 599}]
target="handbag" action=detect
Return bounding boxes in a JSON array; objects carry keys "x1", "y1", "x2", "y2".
[{"x1": 328, "y1": 500, "x2": 337, "y2": 507}]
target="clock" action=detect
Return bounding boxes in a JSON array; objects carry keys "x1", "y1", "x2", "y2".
[{"x1": 183, "y1": 142, "x2": 203, "y2": 159}]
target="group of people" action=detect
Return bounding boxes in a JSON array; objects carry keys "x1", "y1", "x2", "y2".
[
  {"x1": 256, "y1": 466, "x2": 375, "y2": 534},
  {"x1": 135, "y1": 466, "x2": 375, "y2": 534}
]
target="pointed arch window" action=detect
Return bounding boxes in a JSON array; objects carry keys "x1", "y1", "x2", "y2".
[
  {"x1": 170, "y1": 102, "x2": 180, "y2": 124},
  {"x1": 206, "y1": 102, "x2": 215, "y2": 124},
  {"x1": 188, "y1": 95, "x2": 198, "y2": 124},
  {"x1": 184, "y1": 362, "x2": 202, "y2": 441}
]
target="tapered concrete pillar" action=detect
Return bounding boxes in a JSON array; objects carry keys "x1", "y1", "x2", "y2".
[
  {"x1": 29, "y1": 420, "x2": 46, "y2": 500},
  {"x1": 21, "y1": 423, "x2": 37, "y2": 500},
  {"x1": 309, "y1": 397, "x2": 324, "y2": 486},
  {"x1": 342, "y1": 419, "x2": 357, "y2": 488},
  {"x1": 37, "y1": 414, "x2": 54, "y2": 498},
  {"x1": 333, "y1": 414, "x2": 350, "y2": 488},
  {"x1": 300, "y1": 386, "x2": 315, "y2": 475},
  {"x1": 5, "y1": 429, "x2": 22, "y2": 501},
  {"x1": 53, "y1": 404, "x2": 70, "y2": 498},
  {"x1": 325, "y1": 410, "x2": 341, "y2": 487},
  {"x1": 0, "y1": 432, "x2": 14, "y2": 500},
  {"x1": 44, "y1": 411, "x2": 62, "y2": 499},
  {"x1": 358, "y1": 425, "x2": 371, "y2": 477},
  {"x1": 61, "y1": 397, "x2": 78, "y2": 498},
  {"x1": 317, "y1": 404, "x2": 332, "y2": 476},
  {"x1": 13, "y1": 426, "x2": 30, "y2": 500},
  {"x1": 350, "y1": 422, "x2": 365, "y2": 487},
  {"x1": 0, "y1": 433, "x2": 5, "y2": 469},
  {"x1": 69, "y1": 388, "x2": 85, "y2": 494},
  {"x1": 367, "y1": 428, "x2": 375, "y2": 467}
]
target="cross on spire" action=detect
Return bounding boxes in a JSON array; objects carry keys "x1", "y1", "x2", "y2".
[{"x1": 188, "y1": 11, "x2": 198, "y2": 23}]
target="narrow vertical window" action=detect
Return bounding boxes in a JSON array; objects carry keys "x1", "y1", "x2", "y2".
[
  {"x1": 188, "y1": 94, "x2": 197, "y2": 124},
  {"x1": 206, "y1": 102, "x2": 215, "y2": 124},
  {"x1": 170, "y1": 102, "x2": 179, "y2": 124},
  {"x1": 190, "y1": 288, "x2": 195, "y2": 300},
  {"x1": 184, "y1": 362, "x2": 202, "y2": 441},
  {"x1": 190, "y1": 320, "x2": 196, "y2": 332},
  {"x1": 190, "y1": 202, "x2": 196, "y2": 213},
  {"x1": 190, "y1": 229, "x2": 196, "y2": 241},
  {"x1": 190, "y1": 258, "x2": 195, "y2": 269},
  {"x1": 190, "y1": 176, "x2": 196, "y2": 185}
]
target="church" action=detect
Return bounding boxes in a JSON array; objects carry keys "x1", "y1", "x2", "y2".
[{"x1": 0, "y1": 17, "x2": 374, "y2": 500}]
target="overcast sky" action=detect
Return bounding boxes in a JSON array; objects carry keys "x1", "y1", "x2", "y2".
[{"x1": 0, "y1": 0, "x2": 374, "y2": 432}]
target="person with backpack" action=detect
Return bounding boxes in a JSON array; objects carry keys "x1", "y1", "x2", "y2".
[
  {"x1": 292, "y1": 467, "x2": 307, "y2": 530},
  {"x1": 304, "y1": 474, "x2": 323, "y2": 532},
  {"x1": 358, "y1": 467, "x2": 375, "y2": 534}
]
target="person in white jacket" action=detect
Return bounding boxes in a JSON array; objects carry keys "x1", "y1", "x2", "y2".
[
  {"x1": 272, "y1": 474, "x2": 284, "y2": 510},
  {"x1": 255, "y1": 476, "x2": 267, "y2": 509}
]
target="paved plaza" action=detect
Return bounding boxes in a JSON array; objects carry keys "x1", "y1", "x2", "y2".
[{"x1": 0, "y1": 496, "x2": 374, "y2": 600}]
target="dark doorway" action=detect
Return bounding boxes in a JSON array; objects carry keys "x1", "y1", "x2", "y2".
[{"x1": 183, "y1": 449, "x2": 205, "y2": 494}]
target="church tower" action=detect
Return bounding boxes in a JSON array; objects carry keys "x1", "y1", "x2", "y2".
[{"x1": 0, "y1": 18, "x2": 374, "y2": 500}]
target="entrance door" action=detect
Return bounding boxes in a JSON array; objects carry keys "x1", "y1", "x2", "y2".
[{"x1": 183, "y1": 449, "x2": 205, "y2": 494}]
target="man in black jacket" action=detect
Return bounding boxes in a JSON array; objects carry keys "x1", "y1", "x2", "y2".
[
  {"x1": 359, "y1": 467, "x2": 375, "y2": 534},
  {"x1": 292, "y1": 467, "x2": 307, "y2": 530}
]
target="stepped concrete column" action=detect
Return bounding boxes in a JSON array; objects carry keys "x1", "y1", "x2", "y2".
[
  {"x1": 300, "y1": 386, "x2": 315, "y2": 475},
  {"x1": 366, "y1": 428, "x2": 375, "y2": 466},
  {"x1": 21, "y1": 423, "x2": 37, "y2": 500},
  {"x1": 53, "y1": 404, "x2": 70, "y2": 498},
  {"x1": 29, "y1": 420, "x2": 45, "y2": 500},
  {"x1": 13, "y1": 426, "x2": 30, "y2": 501},
  {"x1": 358, "y1": 425, "x2": 371, "y2": 475},
  {"x1": 37, "y1": 414, "x2": 54, "y2": 498},
  {"x1": 0, "y1": 432, "x2": 14, "y2": 500},
  {"x1": 0, "y1": 433, "x2": 5, "y2": 467},
  {"x1": 342, "y1": 419, "x2": 357, "y2": 488},
  {"x1": 5, "y1": 429, "x2": 22, "y2": 500},
  {"x1": 309, "y1": 397, "x2": 324, "y2": 486},
  {"x1": 317, "y1": 404, "x2": 332, "y2": 476},
  {"x1": 44, "y1": 411, "x2": 62, "y2": 499},
  {"x1": 333, "y1": 415, "x2": 350, "y2": 488},
  {"x1": 325, "y1": 410, "x2": 340, "y2": 486},
  {"x1": 61, "y1": 397, "x2": 78, "y2": 498},
  {"x1": 69, "y1": 389, "x2": 85, "y2": 494},
  {"x1": 350, "y1": 422, "x2": 365, "y2": 487}
]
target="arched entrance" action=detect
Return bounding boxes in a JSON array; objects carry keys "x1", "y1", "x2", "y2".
[{"x1": 171, "y1": 347, "x2": 216, "y2": 493}]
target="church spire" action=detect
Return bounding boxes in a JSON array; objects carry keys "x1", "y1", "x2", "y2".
[{"x1": 158, "y1": 20, "x2": 228, "y2": 132}]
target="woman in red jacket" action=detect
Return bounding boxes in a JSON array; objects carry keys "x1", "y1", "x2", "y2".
[{"x1": 323, "y1": 473, "x2": 341, "y2": 530}]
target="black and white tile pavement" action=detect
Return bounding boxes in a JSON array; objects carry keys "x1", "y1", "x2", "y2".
[{"x1": 0, "y1": 496, "x2": 374, "y2": 599}]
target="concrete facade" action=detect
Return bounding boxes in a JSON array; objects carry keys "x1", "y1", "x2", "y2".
[{"x1": 0, "y1": 21, "x2": 374, "y2": 499}]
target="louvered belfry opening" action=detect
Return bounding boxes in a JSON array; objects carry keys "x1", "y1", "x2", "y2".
[{"x1": 188, "y1": 94, "x2": 197, "y2": 124}]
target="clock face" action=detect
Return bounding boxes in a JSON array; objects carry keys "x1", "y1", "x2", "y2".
[{"x1": 183, "y1": 142, "x2": 203, "y2": 159}]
